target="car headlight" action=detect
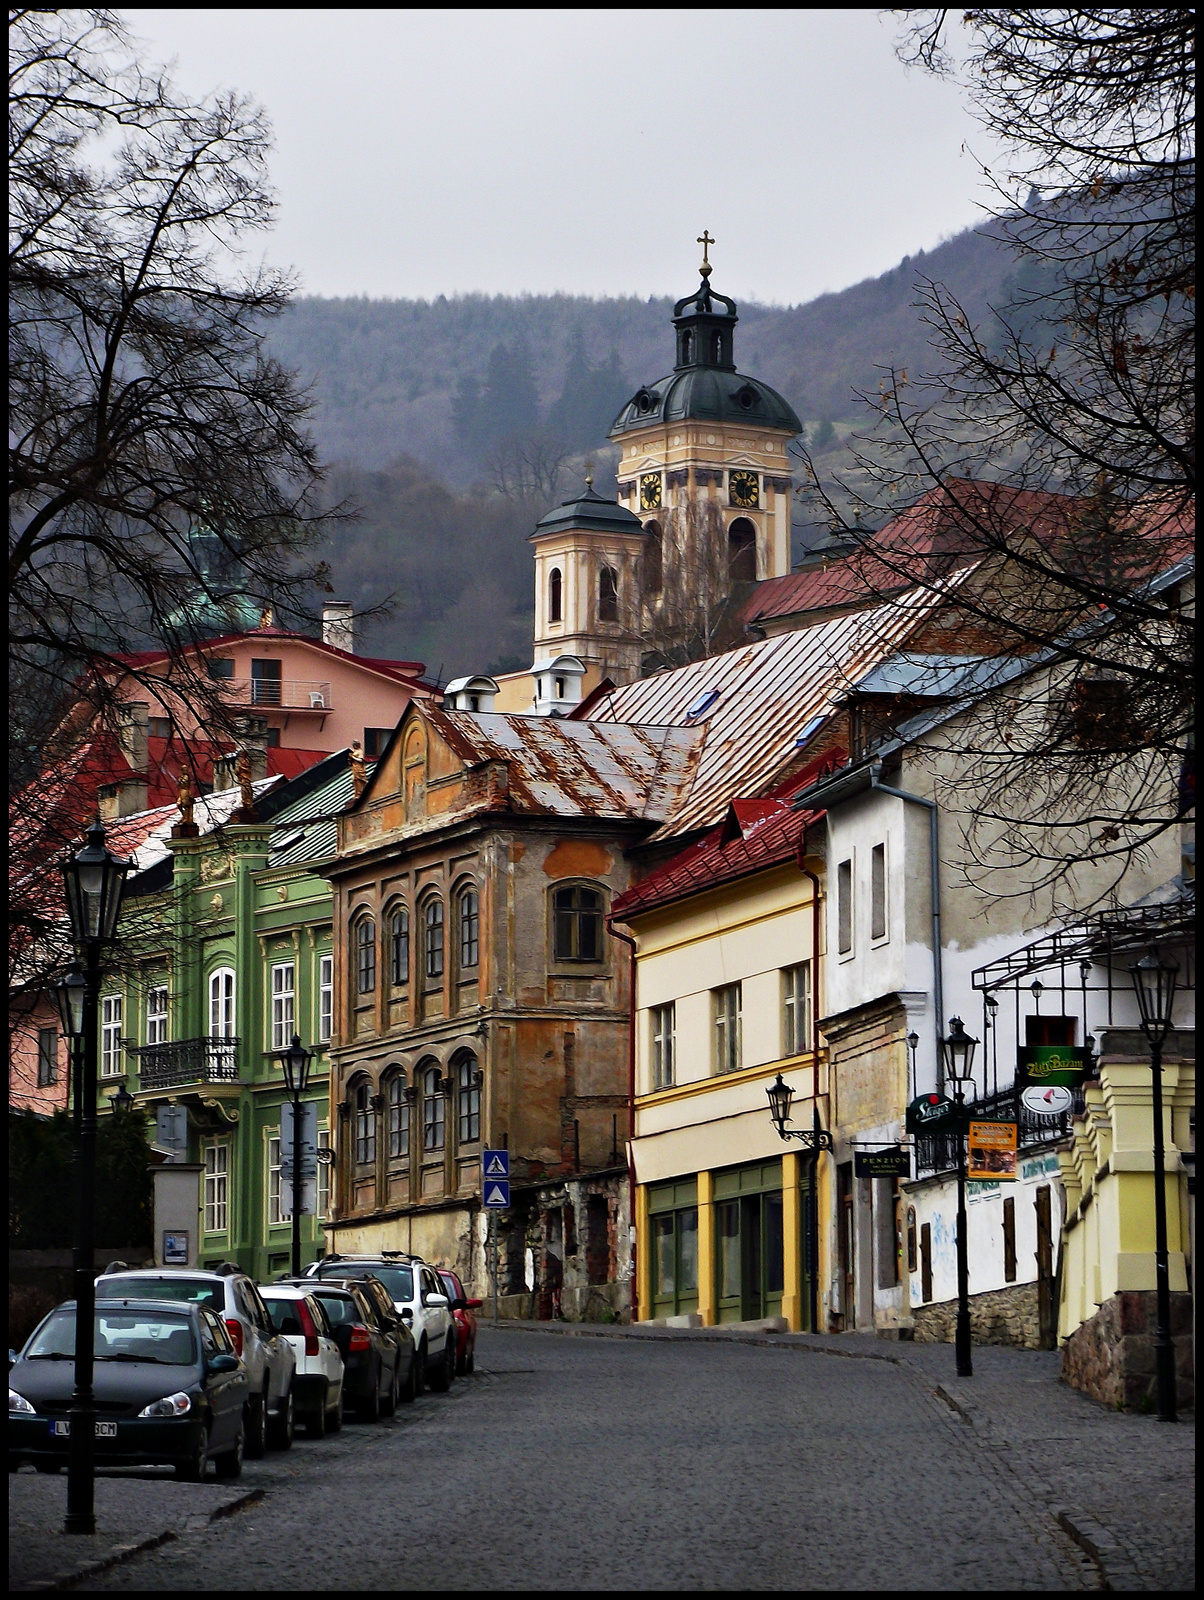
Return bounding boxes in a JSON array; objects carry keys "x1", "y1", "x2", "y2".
[
  {"x1": 138, "y1": 1391, "x2": 192, "y2": 1417},
  {"x1": 9, "y1": 1389, "x2": 35, "y2": 1414}
]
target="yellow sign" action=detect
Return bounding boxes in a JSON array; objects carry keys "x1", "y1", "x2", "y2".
[{"x1": 967, "y1": 1120, "x2": 1018, "y2": 1181}]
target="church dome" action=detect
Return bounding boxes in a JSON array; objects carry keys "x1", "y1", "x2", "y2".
[
  {"x1": 531, "y1": 482, "x2": 645, "y2": 539},
  {"x1": 608, "y1": 265, "x2": 801, "y2": 439}
]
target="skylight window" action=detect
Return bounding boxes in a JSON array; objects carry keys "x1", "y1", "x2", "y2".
[
  {"x1": 685, "y1": 689, "x2": 720, "y2": 721},
  {"x1": 795, "y1": 715, "x2": 825, "y2": 748},
  {"x1": 272, "y1": 827, "x2": 305, "y2": 852}
]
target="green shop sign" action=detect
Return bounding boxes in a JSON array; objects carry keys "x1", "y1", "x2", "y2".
[
  {"x1": 1017, "y1": 1046, "x2": 1092, "y2": 1088},
  {"x1": 906, "y1": 1094, "x2": 958, "y2": 1134}
]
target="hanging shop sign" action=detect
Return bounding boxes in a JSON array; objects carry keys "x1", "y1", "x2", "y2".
[
  {"x1": 1020, "y1": 1084, "x2": 1075, "y2": 1118},
  {"x1": 967, "y1": 1120, "x2": 1018, "y2": 1180},
  {"x1": 854, "y1": 1147, "x2": 911, "y2": 1178},
  {"x1": 1017, "y1": 1046, "x2": 1092, "y2": 1088},
  {"x1": 906, "y1": 1094, "x2": 958, "y2": 1134}
]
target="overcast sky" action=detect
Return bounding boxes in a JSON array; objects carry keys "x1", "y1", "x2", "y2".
[{"x1": 124, "y1": 8, "x2": 1000, "y2": 307}]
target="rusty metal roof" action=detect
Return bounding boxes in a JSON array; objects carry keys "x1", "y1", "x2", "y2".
[
  {"x1": 584, "y1": 588, "x2": 946, "y2": 841},
  {"x1": 432, "y1": 708, "x2": 703, "y2": 823}
]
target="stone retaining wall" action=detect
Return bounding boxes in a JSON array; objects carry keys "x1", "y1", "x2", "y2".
[
  {"x1": 1060, "y1": 1290, "x2": 1194, "y2": 1411},
  {"x1": 912, "y1": 1282, "x2": 1045, "y2": 1349}
]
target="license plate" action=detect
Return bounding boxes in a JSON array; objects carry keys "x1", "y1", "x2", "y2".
[{"x1": 48, "y1": 1420, "x2": 118, "y2": 1438}]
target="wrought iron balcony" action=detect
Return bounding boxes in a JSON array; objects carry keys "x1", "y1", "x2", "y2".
[
  {"x1": 132, "y1": 1037, "x2": 241, "y2": 1091},
  {"x1": 912, "y1": 1084, "x2": 1077, "y2": 1180}
]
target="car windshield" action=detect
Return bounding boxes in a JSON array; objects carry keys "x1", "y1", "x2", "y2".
[
  {"x1": 95, "y1": 1276, "x2": 224, "y2": 1311},
  {"x1": 308, "y1": 1292, "x2": 360, "y2": 1326},
  {"x1": 338, "y1": 1266, "x2": 413, "y2": 1301},
  {"x1": 26, "y1": 1309, "x2": 197, "y2": 1365}
]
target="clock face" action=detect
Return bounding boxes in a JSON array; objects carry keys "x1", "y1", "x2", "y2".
[
  {"x1": 640, "y1": 473, "x2": 662, "y2": 511},
  {"x1": 729, "y1": 470, "x2": 759, "y2": 509}
]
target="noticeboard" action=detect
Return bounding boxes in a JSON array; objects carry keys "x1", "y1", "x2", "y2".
[{"x1": 967, "y1": 1120, "x2": 1018, "y2": 1181}]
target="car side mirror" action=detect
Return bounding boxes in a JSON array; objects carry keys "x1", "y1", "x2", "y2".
[
  {"x1": 465, "y1": 1298, "x2": 484, "y2": 1310},
  {"x1": 422, "y1": 1292, "x2": 449, "y2": 1308},
  {"x1": 207, "y1": 1353, "x2": 240, "y2": 1374},
  {"x1": 400, "y1": 1307, "x2": 413, "y2": 1320}
]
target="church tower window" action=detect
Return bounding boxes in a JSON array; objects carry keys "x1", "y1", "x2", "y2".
[
  {"x1": 681, "y1": 330, "x2": 693, "y2": 364},
  {"x1": 549, "y1": 566, "x2": 562, "y2": 622},
  {"x1": 598, "y1": 565, "x2": 619, "y2": 623},
  {"x1": 728, "y1": 518, "x2": 757, "y2": 582}
]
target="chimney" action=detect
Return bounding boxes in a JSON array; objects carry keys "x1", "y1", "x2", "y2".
[
  {"x1": 98, "y1": 775, "x2": 148, "y2": 821},
  {"x1": 115, "y1": 701, "x2": 150, "y2": 774},
  {"x1": 322, "y1": 601, "x2": 355, "y2": 654}
]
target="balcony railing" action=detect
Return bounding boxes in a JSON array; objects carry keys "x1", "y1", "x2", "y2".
[
  {"x1": 220, "y1": 678, "x2": 333, "y2": 711},
  {"x1": 913, "y1": 1083, "x2": 1078, "y2": 1180},
  {"x1": 132, "y1": 1037, "x2": 241, "y2": 1091}
]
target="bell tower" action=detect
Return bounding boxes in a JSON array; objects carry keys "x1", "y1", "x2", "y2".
[
  {"x1": 609, "y1": 235, "x2": 801, "y2": 588},
  {"x1": 529, "y1": 473, "x2": 647, "y2": 696}
]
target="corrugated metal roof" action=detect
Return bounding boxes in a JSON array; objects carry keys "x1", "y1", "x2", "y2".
[
  {"x1": 431, "y1": 709, "x2": 703, "y2": 823},
  {"x1": 267, "y1": 763, "x2": 362, "y2": 867},
  {"x1": 585, "y1": 587, "x2": 945, "y2": 840}
]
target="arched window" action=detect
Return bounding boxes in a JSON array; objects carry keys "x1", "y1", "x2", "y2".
[
  {"x1": 458, "y1": 887, "x2": 479, "y2": 969},
  {"x1": 553, "y1": 884, "x2": 604, "y2": 962},
  {"x1": 712, "y1": 330, "x2": 724, "y2": 364},
  {"x1": 356, "y1": 918, "x2": 376, "y2": 993},
  {"x1": 423, "y1": 899, "x2": 444, "y2": 981},
  {"x1": 681, "y1": 330, "x2": 693, "y2": 363},
  {"x1": 390, "y1": 907, "x2": 410, "y2": 987},
  {"x1": 352, "y1": 1079, "x2": 376, "y2": 1166},
  {"x1": 598, "y1": 565, "x2": 618, "y2": 623},
  {"x1": 386, "y1": 1071, "x2": 410, "y2": 1160},
  {"x1": 421, "y1": 1063, "x2": 445, "y2": 1151},
  {"x1": 208, "y1": 968, "x2": 235, "y2": 1038},
  {"x1": 643, "y1": 521, "x2": 663, "y2": 595},
  {"x1": 549, "y1": 567, "x2": 562, "y2": 623},
  {"x1": 454, "y1": 1050, "x2": 480, "y2": 1144},
  {"x1": 728, "y1": 518, "x2": 757, "y2": 582}
]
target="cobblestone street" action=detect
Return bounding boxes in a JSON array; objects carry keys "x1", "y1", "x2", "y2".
[{"x1": 23, "y1": 1327, "x2": 1183, "y2": 1593}]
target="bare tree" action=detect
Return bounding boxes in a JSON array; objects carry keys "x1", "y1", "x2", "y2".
[
  {"x1": 486, "y1": 431, "x2": 573, "y2": 502},
  {"x1": 789, "y1": 9, "x2": 1194, "y2": 906},
  {"x1": 9, "y1": 8, "x2": 344, "y2": 797},
  {"x1": 638, "y1": 496, "x2": 735, "y2": 671}
]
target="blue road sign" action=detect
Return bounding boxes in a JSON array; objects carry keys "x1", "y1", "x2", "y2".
[
  {"x1": 482, "y1": 1148, "x2": 510, "y2": 1179},
  {"x1": 483, "y1": 1180, "x2": 510, "y2": 1209}
]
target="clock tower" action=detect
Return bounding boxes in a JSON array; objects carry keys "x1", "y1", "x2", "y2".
[{"x1": 609, "y1": 238, "x2": 801, "y2": 599}]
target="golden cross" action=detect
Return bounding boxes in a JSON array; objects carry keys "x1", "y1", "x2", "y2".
[{"x1": 697, "y1": 230, "x2": 715, "y2": 275}]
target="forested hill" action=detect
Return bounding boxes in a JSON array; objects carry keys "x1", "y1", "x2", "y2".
[{"x1": 269, "y1": 222, "x2": 1017, "y2": 483}]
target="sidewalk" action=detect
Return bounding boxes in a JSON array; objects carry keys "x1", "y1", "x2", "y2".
[
  {"x1": 8, "y1": 1470, "x2": 260, "y2": 1592},
  {"x1": 491, "y1": 1320, "x2": 1195, "y2": 1592}
]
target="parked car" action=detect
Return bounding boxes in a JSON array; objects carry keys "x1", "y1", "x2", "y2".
[
  {"x1": 9, "y1": 1297, "x2": 246, "y2": 1481},
  {"x1": 304, "y1": 1254, "x2": 454, "y2": 1394},
  {"x1": 95, "y1": 1264, "x2": 295, "y2": 1457},
  {"x1": 438, "y1": 1269, "x2": 482, "y2": 1376},
  {"x1": 284, "y1": 1279, "x2": 411, "y2": 1421},
  {"x1": 258, "y1": 1286, "x2": 345, "y2": 1438}
]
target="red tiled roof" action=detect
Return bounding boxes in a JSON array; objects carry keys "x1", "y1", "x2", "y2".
[
  {"x1": 141, "y1": 737, "x2": 328, "y2": 805},
  {"x1": 610, "y1": 754, "x2": 839, "y2": 922}
]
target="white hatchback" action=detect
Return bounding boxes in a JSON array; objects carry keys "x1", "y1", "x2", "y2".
[{"x1": 259, "y1": 1285, "x2": 345, "y2": 1439}]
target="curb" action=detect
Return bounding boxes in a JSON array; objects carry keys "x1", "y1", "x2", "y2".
[
  {"x1": 1053, "y1": 1509, "x2": 1146, "y2": 1592},
  {"x1": 15, "y1": 1487, "x2": 265, "y2": 1592}
]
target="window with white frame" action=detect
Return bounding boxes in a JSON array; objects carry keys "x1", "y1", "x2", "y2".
[
  {"x1": 318, "y1": 954, "x2": 333, "y2": 1042},
  {"x1": 837, "y1": 858, "x2": 853, "y2": 954},
  {"x1": 271, "y1": 961, "x2": 295, "y2": 1050},
  {"x1": 871, "y1": 842, "x2": 887, "y2": 941},
  {"x1": 146, "y1": 986, "x2": 169, "y2": 1045},
  {"x1": 651, "y1": 1003, "x2": 676, "y2": 1090},
  {"x1": 267, "y1": 1134, "x2": 289, "y2": 1225},
  {"x1": 209, "y1": 968, "x2": 236, "y2": 1037},
  {"x1": 101, "y1": 994, "x2": 123, "y2": 1076},
  {"x1": 204, "y1": 1143, "x2": 229, "y2": 1232},
  {"x1": 783, "y1": 962, "x2": 811, "y2": 1056},
  {"x1": 713, "y1": 984, "x2": 742, "y2": 1075}
]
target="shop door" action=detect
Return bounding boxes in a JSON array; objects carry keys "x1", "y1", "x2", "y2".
[
  {"x1": 716, "y1": 1192, "x2": 783, "y2": 1323},
  {"x1": 651, "y1": 1207, "x2": 699, "y2": 1318}
]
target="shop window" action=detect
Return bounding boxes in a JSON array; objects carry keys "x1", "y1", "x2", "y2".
[{"x1": 648, "y1": 1181, "x2": 699, "y2": 1317}]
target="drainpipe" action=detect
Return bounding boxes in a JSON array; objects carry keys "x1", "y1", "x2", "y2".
[
  {"x1": 796, "y1": 836, "x2": 824, "y2": 1336},
  {"x1": 869, "y1": 766, "x2": 944, "y2": 1091},
  {"x1": 607, "y1": 916, "x2": 638, "y2": 1324}
]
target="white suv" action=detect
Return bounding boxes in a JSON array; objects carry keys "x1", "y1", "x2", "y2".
[
  {"x1": 304, "y1": 1254, "x2": 455, "y2": 1393},
  {"x1": 259, "y1": 1284, "x2": 345, "y2": 1438}
]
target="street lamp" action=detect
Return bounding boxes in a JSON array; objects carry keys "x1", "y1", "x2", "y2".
[
  {"x1": 1129, "y1": 950, "x2": 1179, "y2": 1423},
  {"x1": 277, "y1": 1033, "x2": 315, "y2": 1277},
  {"x1": 765, "y1": 1072, "x2": 832, "y2": 1150},
  {"x1": 59, "y1": 820, "x2": 130, "y2": 1536},
  {"x1": 941, "y1": 1017, "x2": 978, "y2": 1379},
  {"x1": 110, "y1": 1082, "x2": 135, "y2": 1114}
]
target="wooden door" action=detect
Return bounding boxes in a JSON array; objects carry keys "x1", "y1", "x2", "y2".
[
  {"x1": 837, "y1": 1163, "x2": 854, "y2": 1330},
  {"x1": 1035, "y1": 1185, "x2": 1055, "y2": 1348}
]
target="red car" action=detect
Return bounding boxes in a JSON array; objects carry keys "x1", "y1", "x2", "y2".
[{"x1": 438, "y1": 1269, "x2": 482, "y2": 1375}]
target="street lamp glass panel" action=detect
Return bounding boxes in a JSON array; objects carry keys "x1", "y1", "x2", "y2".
[
  {"x1": 110, "y1": 1083, "x2": 134, "y2": 1113},
  {"x1": 56, "y1": 971, "x2": 87, "y2": 1039},
  {"x1": 765, "y1": 1072, "x2": 793, "y2": 1135},
  {"x1": 61, "y1": 819, "x2": 131, "y2": 945},
  {"x1": 1129, "y1": 951, "x2": 1179, "y2": 1047},
  {"x1": 941, "y1": 1017, "x2": 978, "y2": 1084},
  {"x1": 279, "y1": 1033, "x2": 313, "y2": 1093}
]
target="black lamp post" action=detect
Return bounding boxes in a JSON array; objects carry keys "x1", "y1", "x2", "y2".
[
  {"x1": 278, "y1": 1033, "x2": 315, "y2": 1277},
  {"x1": 941, "y1": 1016, "x2": 978, "y2": 1379},
  {"x1": 59, "y1": 820, "x2": 130, "y2": 1536},
  {"x1": 1129, "y1": 950, "x2": 1179, "y2": 1423}
]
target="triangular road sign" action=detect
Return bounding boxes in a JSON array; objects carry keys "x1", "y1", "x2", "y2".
[{"x1": 483, "y1": 1181, "x2": 510, "y2": 1208}]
